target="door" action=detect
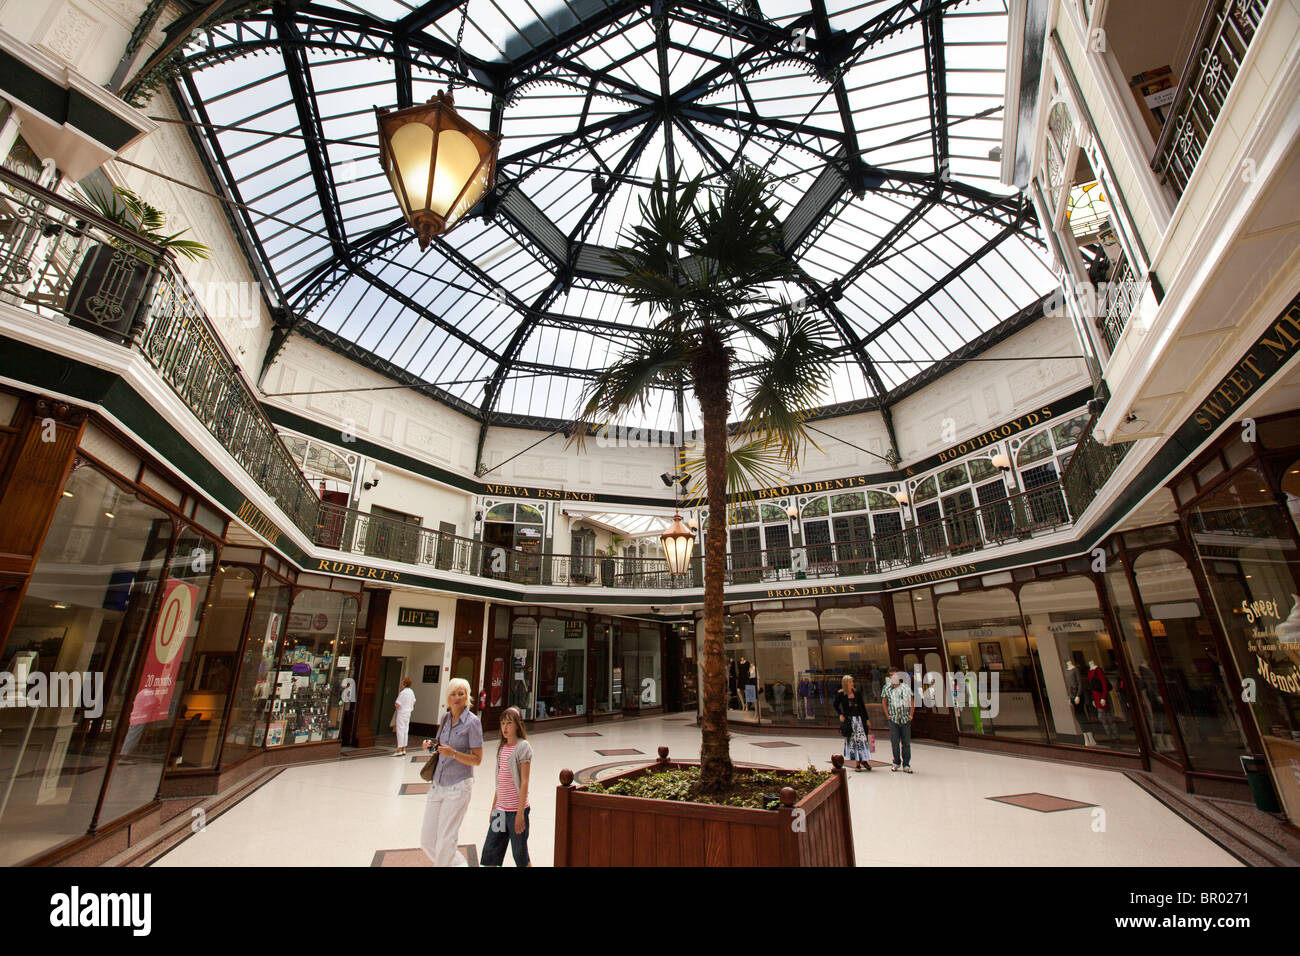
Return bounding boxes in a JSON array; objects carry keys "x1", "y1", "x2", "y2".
[
  {"x1": 318, "y1": 491, "x2": 349, "y2": 548},
  {"x1": 374, "y1": 657, "x2": 403, "y2": 736},
  {"x1": 892, "y1": 632, "x2": 957, "y2": 743}
]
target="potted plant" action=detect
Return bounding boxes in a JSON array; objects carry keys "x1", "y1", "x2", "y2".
[
  {"x1": 65, "y1": 185, "x2": 209, "y2": 343},
  {"x1": 560, "y1": 168, "x2": 849, "y2": 865}
]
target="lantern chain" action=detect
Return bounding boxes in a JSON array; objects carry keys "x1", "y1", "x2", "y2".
[{"x1": 451, "y1": 0, "x2": 469, "y2": 89}]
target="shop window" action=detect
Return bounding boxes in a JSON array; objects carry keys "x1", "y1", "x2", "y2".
[
  {"x1": 508, "y1": 616, "x2": 538, "y2": 717},
  {"x1": 0, "y1": 464, "x2": 172, "y2": 865},
  {"x1": 591, "y1": 622, "x2": 613, "y2": 713},
  {"x1": 1123, "y1": 550, "x2": 1247, "y2": 774},
  {"x1": 1187, "y1": 463, "x2": 1300, "y2": 818},
  {"x1": 482, "y1": 501, "x2": 543, "y2": 584},
  {"x1": 171, "y1": 565, "x2": 253, "y2": 769},
  {"x1": 753, "y1": 609, "x2": 820, "y2": 723},
  {"x1": 222, "y1": 574, "x2": 292, "y2": 763},
  {"x1": 534, "y1": 618, "x2": 586, "y2": 719},
  {"x1": 1019, "y1": 578, "x2": 1139, "y2": 752},
  {"x1": 939, "y1": 588, "x2": 1049, "y2": 742},
  {"x1": 818, "y1": 606, "x2": 889, "y2": 724},
  {"x1": 102, "y1": 527, "x2": 218, "y2": 820},
  {"x1": 638, "y1": 626, "x2": 661, "y2": 707},
  {"x1": 714, "y1": 615, "x2": 756, "y2": 721},
  {"x1": 266, "y1": 590, "x2": 358, "y2": 746}
]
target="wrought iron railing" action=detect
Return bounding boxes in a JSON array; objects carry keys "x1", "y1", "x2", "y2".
[
  {"x1": 1099, "y1": 256, "x2": 1144, "y2": 353},
  {"x1": 315, "y1": 480, "x2": 1076, "y2": 589},
  {"x1": 0, "y1": 169, "x2": 1129, "y2": 590},
  {"x1": 1152, "y1": 0, "x2": 1270, "y2": 197},
  {"x1": 1061, "y1": 418, "x2": 1132, "y2": 519},
  {"x1": 0, "y1": 166, "x2": 321, "y2": 536}
]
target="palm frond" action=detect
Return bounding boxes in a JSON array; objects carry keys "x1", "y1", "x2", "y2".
[
  {"x1": 568, "y1": 332, "x2": 690, "y2": 453},
  {"x1": 679, "y1": 433, "x2": 790, "y2": 506},
  {"x1": 737, "y1": 305, "x2": 838, "y2": 466}
]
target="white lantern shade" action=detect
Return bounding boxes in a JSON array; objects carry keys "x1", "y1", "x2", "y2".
[
  {"x1": 377, "y1": 92, "x2": 499, "y2": 248},
  {"x1": 660, "y1": 513, "x2": 696, "y2": 575},
  {"x1": 991, "y1": 451, "x2": 1012, "y2": 471}
]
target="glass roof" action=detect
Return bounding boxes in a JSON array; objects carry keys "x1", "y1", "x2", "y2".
[{"x1": 176, "y1": 0, "x2": 1059, "y2": 431}]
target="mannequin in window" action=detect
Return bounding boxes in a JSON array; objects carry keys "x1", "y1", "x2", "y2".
[
  {"x1": 771, "y1": 678, "x2": 786, "y2": 716},
  {"x1": 743, "y1": 661, "x2": 758, "y2": 713},
  {"x1": 1065, "y1": 660, "x2": 1084, "y2": 714},
  {"x1": 1087, "y1": 659, "x2": 1119, "y2": 744}
]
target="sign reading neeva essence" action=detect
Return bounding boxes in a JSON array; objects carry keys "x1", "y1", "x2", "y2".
[{"x1": 397, "y1": 607, "x2": 439, "y2": 628}]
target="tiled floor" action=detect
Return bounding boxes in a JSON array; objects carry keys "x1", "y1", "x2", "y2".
[{"x1": 151, "y1": 715, "x2": 1240, "y2": 867}]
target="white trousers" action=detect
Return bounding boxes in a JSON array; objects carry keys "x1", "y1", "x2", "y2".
[
  {"x1": 420, "y1": 777, "x2": 474, "y2": 866},
  {"x1": 394, "y1": 711, "x2": 411, "y2": 748}
]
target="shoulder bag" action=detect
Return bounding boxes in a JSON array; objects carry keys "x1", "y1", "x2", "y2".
[{"x1": 419, "y1": 714, "x2": 444, "y2": 782}]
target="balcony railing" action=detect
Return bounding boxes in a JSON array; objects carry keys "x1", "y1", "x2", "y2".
[
  {"x1": 1099, "y1": 256, "x2": 1144, "y2": 353},
  {"x1": 0, "y1": 166, "x2": 321, "y2": 536},
  {"x1": 0, "y1": 168, "x2": 1129, "y2": 591},
  {"x1": 314, "y1": 480, "x2": 1077, "y2": 590},
  {"x1": 1061, "y1": 419, "x2": 1132, "y2": 518},
  {"x1": 1152, "y1": 0, "x2": 1270, "y2": 197}
]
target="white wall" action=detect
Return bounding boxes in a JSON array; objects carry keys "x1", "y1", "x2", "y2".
[
  {"x1": 382, "y1": 591, "x2": 457, "y2": 724},
  {"x1": 1, "y1": 0, "x2": 160, "y2": 88},
  {"x1": 381, "y1": 640, "x2": 447, "y2": 726},
  {"x1": 267, "y1": 312, "x2": 1089, "y2": 508}
]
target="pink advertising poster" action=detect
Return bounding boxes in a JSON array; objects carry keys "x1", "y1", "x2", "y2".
[{"x1": 129, "y1": 579, "x2": 200, "y2": 726}]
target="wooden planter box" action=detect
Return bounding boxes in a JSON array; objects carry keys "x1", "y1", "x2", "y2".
[{"x1": 554, "y1": 747, "x2": 855, "y2": 867}]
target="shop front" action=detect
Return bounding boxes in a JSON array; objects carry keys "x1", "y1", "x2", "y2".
[
  {"x1": 164, "y1": 555, "x2": 361, "y2": 787},
  {"x1": 0, "y1": 394, "x2": 224, "y2": 866},
  {"x1": 1174, "y1": 411, "x2": 1300, "y2": 818},
  {"x1": 482, "y1": 606, "x2": 665, "y2": 729}
]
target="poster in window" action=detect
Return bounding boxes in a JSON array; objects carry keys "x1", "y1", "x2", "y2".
[{"x1": 978, "y1": 641, "x2": 1004, "y2": 671}]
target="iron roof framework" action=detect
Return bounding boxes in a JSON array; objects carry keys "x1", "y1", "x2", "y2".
[{"x1": 166, "y1": 0, "x2": 1060, "y2": 457}]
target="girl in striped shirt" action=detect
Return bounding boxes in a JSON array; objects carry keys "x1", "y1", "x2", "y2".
[{"x1": 481, "y1": 706, "x2": 533, "y2": 867}]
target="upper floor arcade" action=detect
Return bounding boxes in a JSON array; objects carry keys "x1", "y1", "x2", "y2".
[{"x1": 1003, "y1": 0, "x2": 1300, "y2": 448}]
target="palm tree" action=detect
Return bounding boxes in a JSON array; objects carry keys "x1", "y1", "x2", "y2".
[{"x1": 573, "y1": 168, "x2": 836, "y2": 793}]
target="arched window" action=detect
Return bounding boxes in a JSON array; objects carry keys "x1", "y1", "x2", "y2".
[{"x1": 797, "y1": 486, "x2": 905, "y2": 573}]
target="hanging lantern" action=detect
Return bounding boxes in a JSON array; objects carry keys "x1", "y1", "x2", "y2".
[
  {"x1": 660, "y1": 513, "x2": 696, "y2": 575},
  {"x1": 375, "y1": 91, "x2": 499, "y2": 247}
]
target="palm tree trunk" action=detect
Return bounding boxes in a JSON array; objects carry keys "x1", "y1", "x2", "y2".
[{"x1": 693, "y1": 329, "x2": 732, "y2": 794}]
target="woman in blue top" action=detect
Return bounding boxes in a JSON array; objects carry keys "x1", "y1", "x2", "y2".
[{"x1": 419, "y1": 678, "x2": 483, "y2": 866}]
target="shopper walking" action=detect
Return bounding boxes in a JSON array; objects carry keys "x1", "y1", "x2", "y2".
[
  {"x1": 419, "y1": 678, "x2": 483, "y2": 866},
  {"x1": 832, "y1": 675, "x2": 874, "y2": 772},
  {"x1": 481, "y1": 706, "x2": 533, "y2": 867},
  {"x1": 393, "y1": 677, "x2": 416, "y2": 756},
  {"x1": 882, "y1": 668, "x2": 915, "y2": 773}
]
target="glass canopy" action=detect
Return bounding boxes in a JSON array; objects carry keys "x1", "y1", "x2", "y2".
[{"x1": 173, "y1": 0, "x2": 1059, "y2": 431}]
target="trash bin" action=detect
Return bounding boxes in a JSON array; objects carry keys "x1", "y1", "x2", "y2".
[{"x1": 1240, "y1": 754, "x2": 1281, "y2": 813}]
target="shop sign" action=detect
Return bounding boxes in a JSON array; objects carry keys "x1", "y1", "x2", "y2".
[
  {"x1": 1188, "y1": 295, "x2": 1300, "y2": 435},
  {"x1": 235, "y1": 498, "x2": 282, "y2": 546},
  {"x1": 564, "y1": 620, "x2": 584, "y2": 639},
  {"x1": 1046, "y1": 619, "x2": 1104, "y2": 633},
  {"x1": 1245, "y1": 594, "x2": 1300, "y2": 697},
  {"x1": 397, "y1": 607, "x2": 439, "y2": 628},
  {"x1": 314, "y1": 559, "x2": 402, "y2": 582},
  {"x1": 129, "y1": 579, "x2": 198, "y2": 726},
  {"x1": 482, "y1": 483, "x2": 596, "y2": 502},
  {"x1": 422, "y1": 665, "x2": 441, "y2": 683},
  {"x1": 763, "y1": 583, "x2": 861, "y2": 598},
  {"x1": 892, "y1": 564, "x2": 978, "y2": 588}
]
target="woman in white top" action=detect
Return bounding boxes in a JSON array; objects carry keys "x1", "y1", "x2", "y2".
[{"x1": 393, "y1": 677, "x2": 416, "y2": 756}]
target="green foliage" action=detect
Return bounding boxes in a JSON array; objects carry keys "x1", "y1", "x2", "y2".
[
  {"x1": 584, "y1": 765, "x2": 831, "y2": 809},
  {"x1": 80, "y1": 185, "x2": 210, "y2": 262}
]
